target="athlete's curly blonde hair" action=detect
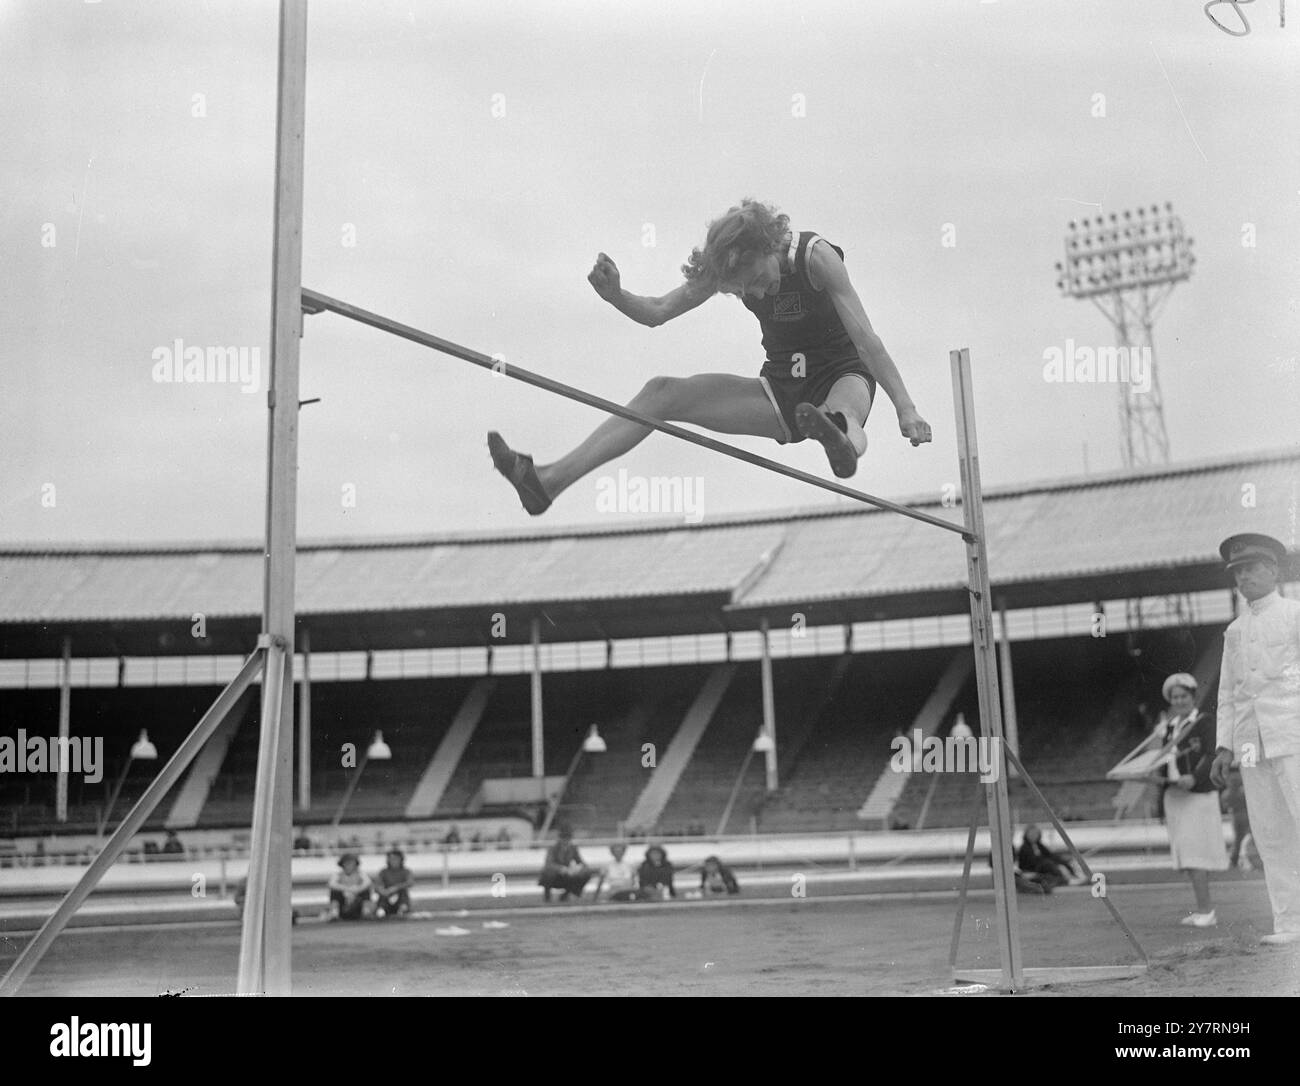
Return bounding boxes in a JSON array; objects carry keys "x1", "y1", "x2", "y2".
[{"x1": 682, "y1": 198, "x2": 790, "y2": 287}]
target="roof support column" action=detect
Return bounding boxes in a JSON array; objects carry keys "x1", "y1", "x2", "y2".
[
  {"x1": 298, "y1": 627, "x2": 311, "y2": 810},
  {"x1": 56, "y1": 635, "x2": 71, "y2": 824},
  {"x1": 760, "y1": 618, "x2": 778, "y2": 791},
  {"x1": 530, "y1": 617, "x2": 545, "y2": 786}
]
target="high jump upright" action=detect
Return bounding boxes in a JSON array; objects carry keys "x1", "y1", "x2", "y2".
[{"x1": 237, "y1": 0, "x2": 309, "y2": 996}]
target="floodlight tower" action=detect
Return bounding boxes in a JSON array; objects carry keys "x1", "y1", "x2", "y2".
[{"x1": 1055, "y1": 203, "x2": 1195, "y2": 469}]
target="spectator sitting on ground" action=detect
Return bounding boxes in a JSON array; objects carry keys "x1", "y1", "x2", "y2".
[
  {"x1": 596, "y1": 843, "x2": 646, "y2": 902},
  {"x1": 495, "y1": 827, "x2": 512, "y2": 850},
  {"x1": 328, "y1": 853, "x2": 374, "y2": 920},
  {"x1": 373, "y1": 848, "x2": 414, "y2": 918},
  {"x1": 293, "y1": 827, "x2": 313, "y2": 852},
  {"x1": 442, "y1": 824, "x2": 462, "y2": 848},
  {"x1": 1016, "y1": 825, "x2": 1085, "y2": 889},
  {"x1": 638, "y1": 844, "x2": 676, "y2": 899},
  {"x1": 538, "y1": 825, "x2": 594, "y2": 902},
  {"x1": 161, "y1": 830, "x2": 184, "y2": 856},
  {"x1": 989, "y1": 848, "x2": 1051, "y2": 894},
  {"x1": 700, "y1": 855, "x2": 740, "y2": 896}
]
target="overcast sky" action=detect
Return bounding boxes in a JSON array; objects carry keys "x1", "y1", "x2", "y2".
[{"x1": 2, "y1": 0, "x2": 1297, "y2": 545}]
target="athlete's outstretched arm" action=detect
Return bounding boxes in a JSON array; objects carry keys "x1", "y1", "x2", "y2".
[
  {"x1": 809, "y1": 242, "x2": 932, "y2": 446},
  {"x1": 588, "y1": 252, "x2": 714, "y2": 327}
]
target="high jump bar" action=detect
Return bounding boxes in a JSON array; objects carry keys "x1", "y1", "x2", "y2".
[{"x1": 300, "y1": 288, "x2": 972, "y2": 540}]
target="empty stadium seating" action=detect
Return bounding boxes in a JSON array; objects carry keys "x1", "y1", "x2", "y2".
[
  {"x1": 0, "y1": 684, "x2": 235, "y2": 834},
  {"x1": 1, "y1": 623, "x2": 1229, "y2": 840},
  {"x1": 755, "y1": 647, "x2": 954, "y2": 833},
  {"x1": 553, "y1": 667, "x2": 700, "y2": 835}
]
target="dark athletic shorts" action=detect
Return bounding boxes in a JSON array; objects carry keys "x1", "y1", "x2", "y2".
[{"x1": 758, "y1": 354, "x2": 877, "y2": 445}]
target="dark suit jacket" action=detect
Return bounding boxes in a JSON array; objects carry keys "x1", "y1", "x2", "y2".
[{"x1": 1162, "y1": 709, "x2": 1219, "y2": 794}]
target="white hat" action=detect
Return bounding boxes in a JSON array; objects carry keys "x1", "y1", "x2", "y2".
[{"x1": 1161, "y1": 673, "x2": 1197, "y2": 702}]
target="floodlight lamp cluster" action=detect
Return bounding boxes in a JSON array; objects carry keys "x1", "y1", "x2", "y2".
[{"x1": 1055, "y1": 202, "x2": 1195, "y2": 298}]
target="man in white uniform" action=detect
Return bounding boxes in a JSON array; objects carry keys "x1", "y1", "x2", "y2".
[{"x1": 1210, "y1": 532, "x2": 1300, "y2": 945}]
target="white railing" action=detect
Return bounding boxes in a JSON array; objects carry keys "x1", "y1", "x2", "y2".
[{"x1": 0, "y1": 821, "x2": 1193, "y2": 900}]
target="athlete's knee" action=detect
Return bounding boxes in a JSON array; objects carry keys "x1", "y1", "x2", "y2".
[{"x1": 634, "y1": 375, "x2": 681, "y2": 412}]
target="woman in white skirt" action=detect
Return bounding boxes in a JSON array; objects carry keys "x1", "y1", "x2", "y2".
[{"x1": 1153, "y1": 673, "x2": 1228, "y2": 926}]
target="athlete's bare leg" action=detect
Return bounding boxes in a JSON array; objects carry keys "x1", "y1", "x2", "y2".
[
  {"x1": 492, "y1": 374, "x2": 784, "y2": 510},
  {"x1": 821, "y1": 374, "x2": 874, "y2": 458},
  {"x1": 793, "y1": 374, "x2": 875, "y2": 478},
  {"x1": 541, "y1": 373, "x2": 784, "y2": 496}
]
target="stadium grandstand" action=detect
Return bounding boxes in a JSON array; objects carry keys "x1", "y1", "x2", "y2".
[{"x1": 2, "y1": 446, "x2": 1294, "y2": 860}]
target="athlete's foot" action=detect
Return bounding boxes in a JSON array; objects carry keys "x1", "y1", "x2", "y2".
[
  {"x1": 487, "y1": 431, "x2": 552, "y2": 516},
  {"x1": 795, "y1": 403, "x2": 860, "y2": 479}
]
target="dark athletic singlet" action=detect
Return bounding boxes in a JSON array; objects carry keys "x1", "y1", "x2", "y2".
[{"x1": 742, "y1": 231, "x2": 858, "y2": 366}]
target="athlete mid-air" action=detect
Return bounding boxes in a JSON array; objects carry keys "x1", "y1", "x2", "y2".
[{"x1": 489, "y1": 198, "x2": 931, "y2": 515}]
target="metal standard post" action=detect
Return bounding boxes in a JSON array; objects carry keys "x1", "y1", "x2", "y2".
[
  {"x1": 237, "y1": 0, "x2": 308, "y2": 998},
  {"x1": 951, "y1": 348, "x2": 1023, "y2": 992},
  {"x1": 760, "y1": 618, "x2": 778, "y2": 791},
  {"x1": 238, "y1": 638, "x2": 289, "y2": 994},
  {"x1": 56, "y1": 636, "x2": 71, "y2": 823}
]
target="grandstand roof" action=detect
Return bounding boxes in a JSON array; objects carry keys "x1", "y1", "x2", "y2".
[{"x1": 0, "y1": 447, "x2": 1295, "y2": 658}]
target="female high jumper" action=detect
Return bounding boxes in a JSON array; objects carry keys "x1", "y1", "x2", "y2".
[{"x1": 488, "y1": 199, "x2": 932, "y2": 515}]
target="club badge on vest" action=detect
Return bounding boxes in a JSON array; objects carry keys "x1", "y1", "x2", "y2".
[{"x1": 772, "y1": 292, "x2": 805, "y2": 321}]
